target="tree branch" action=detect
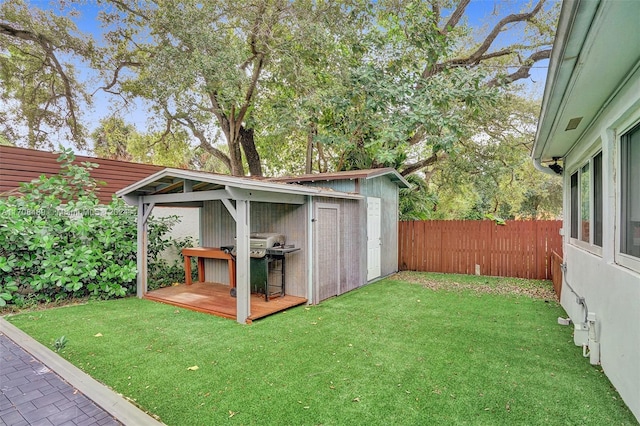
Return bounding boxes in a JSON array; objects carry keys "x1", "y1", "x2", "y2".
[
  {"x1": 0, "y1": 22, "x2": 82, "y2": 140},
  {"x1": 442, "y1": 0, "x2": 471, "y2": 34},
  {"x1": 401, "y1": 152, "x2": 448, "y2": 177},
  {"x1": 92, "y1": 61, "x2": 141, "y2": 95},
  {"x1": 486, "y1": 48, "x2": 551, "y2": 87},
  {"x1": 422, "y1": 0, "x2": 546, "y2": 79},
  {"x1": 168, "y1": 110, "x2": 232, "y2": 171},
  {"x1": 107, "y1": 0, "x2": 151, "y2": 22},
  {"x1": 464, "y1": 0, "x2": 545, "y2": 65}
]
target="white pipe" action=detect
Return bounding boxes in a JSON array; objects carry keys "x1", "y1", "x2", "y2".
[
  {"x1": 533, "y1": 157, "x2": 560, "y2": 176},
  {"x1": 587, "y1": 312, "x2": 601, "y2": 365}
]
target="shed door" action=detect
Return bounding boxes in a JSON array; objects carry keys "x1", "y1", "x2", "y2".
[
  {"x1": 367, "y1": 197, "x2": 382, "y2": 281},
  {"x1": 315, "y1": 203, "x2": 340, "y2": 302}
]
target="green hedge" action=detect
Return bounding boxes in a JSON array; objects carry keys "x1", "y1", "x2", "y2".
[{"x1": 0, "y1": 148, "x2": 187, "y2": 307}]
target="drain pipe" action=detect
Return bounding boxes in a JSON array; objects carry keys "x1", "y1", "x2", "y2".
[
  {"x1": 533, "y1": 157, "x2": 560, "y2": 176},
  {"x1": 561, "y1": 262, "x2": 600, "y2": 365},
  {"x1": 587, "y1": 312, "x2": 600, "y2": 365}
]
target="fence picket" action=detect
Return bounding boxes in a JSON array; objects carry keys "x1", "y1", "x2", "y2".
[{"x1": 398, "y1": 220, "x2": 563, "y2": 280}]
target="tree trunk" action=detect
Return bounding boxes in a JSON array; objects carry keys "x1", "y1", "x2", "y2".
[
  {"x1": 228, "y1": 137, "x2": 244, "y2": 176},
  {"x1": 239, "y1": 127, "x2": 262, "y2": 177},
  {"x1": 305, "y1": 122, "x2": 317, "y2": 174}
]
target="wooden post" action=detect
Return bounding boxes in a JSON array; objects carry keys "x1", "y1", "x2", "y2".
[
  {"x1": 235, "y1": 199, "x2": 251, "y2": 323},
  {"x1": 136, "y1": 199, "x2": 152, "y2": 298}
]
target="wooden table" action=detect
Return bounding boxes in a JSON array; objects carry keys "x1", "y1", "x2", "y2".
[{"x1": 182, "y1": 247, "x2": 236, "y2": 288}]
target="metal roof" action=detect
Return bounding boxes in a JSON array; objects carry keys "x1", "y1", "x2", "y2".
[
  {"x1": 273, "y1": 167, "x2": 411, "y2": 188},
  {"x1": 116, "y1": 168, "x2": 363, "y2": 202}
]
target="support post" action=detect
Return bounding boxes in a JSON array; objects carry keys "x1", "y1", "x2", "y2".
[
  {"x1": 235, "y1": 199, "x2": 251, "y2": 323},
  {"x1": 136, "y1": 199, "x2": 153, "y2": 298},
  {"x1": 307, "y1": 196, "x2": 314, "y2": 304}
]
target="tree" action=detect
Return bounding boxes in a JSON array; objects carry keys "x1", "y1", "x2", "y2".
[
  {"x1": 1, "y1": 0, "x2": 558, "y2": 189},
  {"x1": 302, "y1": 0, "x2": 558, "y2": 178},
  {"x1": 409, "y1": 95, "x2": 562, "y2": 220},
  {"x1": 95, "y1": 0, "x2": 360, "y2": 176},
  {"x1": 0, "y1": 0, "x2": 95, "y2": 149},
  {"x1": 91, "y1": 116, "x2": 198, "y2": 169},
  {"x1": 243, "y1": 0, "x2": 558, "y2": 181}
]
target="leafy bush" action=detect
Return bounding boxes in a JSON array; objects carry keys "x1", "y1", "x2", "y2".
[
  {"x1": 148, "y1": 235, "x2": 199, "y2": 291},
  {"x1": 0, "y1": 148, "x2": 181, "y2": 306}
]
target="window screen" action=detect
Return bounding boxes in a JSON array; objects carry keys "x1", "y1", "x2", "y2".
[
  {"x1": 580, "y1": 163, "x2": 590, "y2": 243},
  {"x1": 570, "y1": 172, "x2": 578, "y2": 239},
  {"x1": 593, "y1": 152, "x2": 603, "y2": 247},
  {"x1": 621, "y1": 124, "x2": 640, "y2": 258}
]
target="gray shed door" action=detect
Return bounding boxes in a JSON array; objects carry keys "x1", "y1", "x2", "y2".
[{"x1": 315, "y1": 203, "x2": 340, "y2": 302}]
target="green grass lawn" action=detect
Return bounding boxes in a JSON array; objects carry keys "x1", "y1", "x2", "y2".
[{"x1": 5, "y1": 273, "x2": 638, "y2": 425}]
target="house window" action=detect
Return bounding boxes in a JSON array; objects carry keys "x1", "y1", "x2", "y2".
[
  {"x1": 580, "y1": 163, "x2": 590, "y2": 243},
  {"x1": 621, "y1": 123, "x2": 640, "y2": 258},
  {"x1": 570, "y1": 173, "x2": 578, "y2": 239},
  {"x1": 593, "y1": 152, "x2": 603, "y2": 247},
  {"x1": 570, "y1": 151, "x2": 603, "y2": 250}
]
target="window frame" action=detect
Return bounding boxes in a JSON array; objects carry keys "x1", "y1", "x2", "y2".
[
  {"x1": 569, "y1": 148, "x2": 603, "y2": 255},
  {"x1": 616, "y1": 120, "x2": 640, "y2": 272}
]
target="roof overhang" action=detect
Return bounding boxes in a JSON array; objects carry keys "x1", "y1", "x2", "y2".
[
  {"x1": 116, "y1": 168, "x2": 363, "y2": 206},
  {"x1": 533, "y1": 0, "x2": 640, "y2": 164},
  {"x1": 274, "y1": 168, "x2": 411, "y2": 189}
]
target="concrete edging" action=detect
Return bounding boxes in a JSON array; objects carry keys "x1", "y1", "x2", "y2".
[{"x1": 0, "y1": 317, "x2": 165, "y2": 426}]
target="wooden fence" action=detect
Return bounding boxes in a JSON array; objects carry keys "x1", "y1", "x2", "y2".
[
  {"x1": 398, "y1": 220, "x2": 563, "y2": 280},
  {"x1": 550, "y1": 250, "x2": 563, "y2": 300}
]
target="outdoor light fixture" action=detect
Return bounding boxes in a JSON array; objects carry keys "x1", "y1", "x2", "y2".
[{"x1": 548, "y1": 157, "x2": 563, "y2": 175}]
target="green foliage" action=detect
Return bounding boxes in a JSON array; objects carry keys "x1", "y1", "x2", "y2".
[
  {"x1": 314, "y1": 2, "x2": 498, "y2": 171},
  {"x1": 91, "y1": 116, "x2": 196, "y2": 168},
  {"x1": 53, "y1": 335, "x2": 67, "y2": 353},
  {"x1": 0, "y1": 148, "x2": 180, "y2": 306},
  {"x1": 147, "y1": 235, "x2": 199, "y2": 291},
  {"x1": 408, "y1": 96, "x2": 562, "y2": 220},
  {"x1": 399, "y1": 174, "x2": 438, "y2": 220},
  {"x1": 0, "y1": 0, "x2": 94, "y2": 149}
]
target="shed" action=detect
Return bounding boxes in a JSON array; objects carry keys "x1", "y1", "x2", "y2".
[
  {"x1": 116, "y1": 168, "x2": 409, "y2": 323},
  {"x1": 275, "y1": 168, "x2": 409, "y2": 282}
]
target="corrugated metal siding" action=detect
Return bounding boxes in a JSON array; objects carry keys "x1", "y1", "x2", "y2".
[
  {"x1": 0, "y1": 145, "x2": 163, "y2": 204},
  {"x1": 201, "y1": 200, "x2": 308, "y2": 297},
  {"x1": 363, "y1": 177, "x2": 399, "y2": 277}
]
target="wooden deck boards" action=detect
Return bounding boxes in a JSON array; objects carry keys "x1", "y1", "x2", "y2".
[{"x1": 144, "y1": 282, "x2": 307, "y2": 323}]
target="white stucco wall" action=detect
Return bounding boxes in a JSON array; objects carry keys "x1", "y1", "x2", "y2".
[
  {"x1": 151, "y1": 207, "x2": 200, "y2": 263},
  {"x1": 560, "y1": 67, "x2": 640, "y2": 420},
  {"x1": 561, "y1": 247, "x2": 640, "y2": 415}
]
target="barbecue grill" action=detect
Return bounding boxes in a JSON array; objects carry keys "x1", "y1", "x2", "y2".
[{"x1": 222, "y1": 233, "x2": 299, "y2": 300}]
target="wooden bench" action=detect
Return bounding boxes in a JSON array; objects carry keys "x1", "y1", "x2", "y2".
[{"x1": 182, "y1": 247, "x2": 236, "y2": 289}]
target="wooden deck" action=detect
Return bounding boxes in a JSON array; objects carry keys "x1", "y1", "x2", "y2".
[{"x1": 144, "y1": 282, "x2": 307, "y2": 323}]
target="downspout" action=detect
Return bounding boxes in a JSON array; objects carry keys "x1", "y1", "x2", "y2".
[{"x1": 533, "y1": 156, "x2": 560, "y2": 176}]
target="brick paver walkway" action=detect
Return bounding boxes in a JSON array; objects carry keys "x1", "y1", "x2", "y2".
[{"x1": 0, "y1": 333, "x2": 121, "y2": 426}]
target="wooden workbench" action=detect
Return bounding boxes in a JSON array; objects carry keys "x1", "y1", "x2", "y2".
[{"x1": 182, "y1": 247, "x2": 236, "y2": 288}]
